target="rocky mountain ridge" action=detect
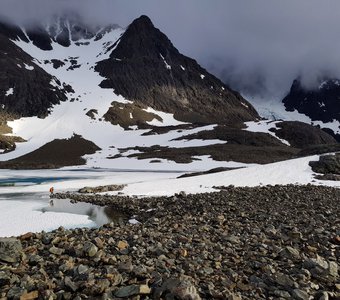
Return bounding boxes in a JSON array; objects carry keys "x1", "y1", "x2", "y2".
[
  {"x1": 0, "y1": 14, "x2": 338, "y2": 168},
  {"x1": 0, "y1": 13, "x2": 120, "y2": 50},
  {"x1": 96, "y1": 15, "x2": 259, "y2": 124},
  {"x1": 0, "y1": 31, "x2": 71, "y2": 118},
  {"x1": 282, "y1": 78, "x2": 340, "y2": 140}
]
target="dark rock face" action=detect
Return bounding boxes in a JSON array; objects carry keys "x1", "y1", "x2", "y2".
[
  {"x1": 54, "y1": 23, "x2": 71, "y2": 47},
  {"x1": 104, "y1": 101, "x2": 162, "y2": 129},
  {"x1": 119, "y1": 143, "x2": 298, "y2": 164},
  {"x1": 321, "y1": 127, "x2": 340, "y2": 142},
  {"x1": 48, "y1": 59, "x2": 65, "y2": 69},
  {"x1": 174, "y1": 125, "x2": 288, "y2": 147},
  {"x1": 96, "y1": 15, "x2": 259, "y2": 125},
  {"x1": 309, "y1": 153, "x2": 340, "y2": 175},
  {"x1": 0, "y1": 135, "x2": 101, "y2": 169},
  {"x1": 0, "y1": 34, "x2": 70, "y2": 117},
  {"x1": 114, "y1": 123, "x2": 339, "y2": 165},
  {"x1": 26, "y1": 24, "x2": 53, "y2": 50},
  {"x1": 270, "y1": 121, "x2": 337, "y2": 148},
  {"x1": 283, "y1": 79, "x2": 340, "y2": 123},
  {"x1": 0, "y1": 22, "x2": 29, "y2": 42},
  {"x1": 0, "y1": 14, "x2": 119, "y2": 51},
  {"x1": 297, "y1": 144, "x2": 340, "y2": 157},
  {"x1": 44, "y1": 15, "x2": 115, "y2": 48}
]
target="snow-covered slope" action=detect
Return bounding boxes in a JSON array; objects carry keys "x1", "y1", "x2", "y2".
[
  {"x1": 1, "y1": 153, "x2": 339, "y2": 197},
  {"x1": 116, "y1": 155, "x2": 340, "y2": 196},
  {"x1": 0, "y1": 16, "x2": 338, "y2": 172},
  {"x1": 245, "y1": 87, "x2": 340, "y2": 139},
  {"x1": 1, "y1": 152, "x2": 339, "y2": 237},
  {"x1": 0, "y1": 23, "x2": 246, "y2": 171}
]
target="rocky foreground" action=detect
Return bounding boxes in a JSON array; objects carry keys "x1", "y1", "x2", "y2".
[{"x1": 0, "y1": 185, "x2": 340, "y2": 299}]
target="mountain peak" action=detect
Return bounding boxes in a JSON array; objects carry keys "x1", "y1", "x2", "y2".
[
  {"x1": 108, "y1": 14, "x2": 175, "y2": 61},
  {"x1": 96, "y1": 16, "x2": 259, "y2": 124},
  {"x1": 129, "y1": 15, "x2": 154, "y2": 29}
]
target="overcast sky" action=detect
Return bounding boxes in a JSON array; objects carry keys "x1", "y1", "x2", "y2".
[{"x1": 1, "y1": 0, "x2": 340, "y2": 100}]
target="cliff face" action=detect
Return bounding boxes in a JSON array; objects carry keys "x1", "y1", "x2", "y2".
[
  {"x1": 0, "y1": 34, "x2": 70, "y2": 118},
  {"x1": 283, "y1": 79, "x2": 340, "y2": 123},
  {"x1": 96, "y1": 16, "x2": 259, "y2": 125}
]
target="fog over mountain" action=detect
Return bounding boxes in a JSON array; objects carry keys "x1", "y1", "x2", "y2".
[{"x1": 2, "y1": 0, "x2": 340, "y2": 100}]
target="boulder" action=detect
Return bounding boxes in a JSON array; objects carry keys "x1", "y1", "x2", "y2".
[
  {"x1": 0, "y1": 238, "x2": 23, "y2": 263},
  {"x1": 310, "y1": 153, "x2": 340, "y2": 175}
]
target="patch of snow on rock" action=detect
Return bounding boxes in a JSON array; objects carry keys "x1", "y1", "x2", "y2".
[
  {"x1": 313, "y1": 119, "x2": 340, "y2": 135},
  {"x1": 159, "y1": 53, "x2": 171, "y2": 70},
  {"x1": 24, "y1": 63, "x2": 34, "y2": 70},
  {"x1": 5, "y1": 88, "x2": 14, "y2": 96},
  {"x1": 144, "y1": 107, "x2": 185, "y2": 126},
  {"x1": 319, "y1": 81, "x2": 328, "y2": 89},
  {"x1": 244, "y1": 120, "x2": 291, "y2": 146}
]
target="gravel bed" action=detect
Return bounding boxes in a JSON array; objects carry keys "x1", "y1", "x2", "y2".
[{"x1": 0, "y1": 185, "x2": 339, "y2": 299}]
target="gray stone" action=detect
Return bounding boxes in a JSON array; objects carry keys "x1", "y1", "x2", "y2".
[
  {"x1": 76, "y1": 264, "x2": 89, "y2": 275},
  {"x1": 78, "y1": 184, "x2": 125, "y2": 193},
  {"x1": 49, "y1": 246, "x2": 64, "y2": 256},
  {"x1": 201, "y1": 267, "x2": 214, "y2": 275},
  {"x1": 315, "y1": 291, "x2": 329, "y2": 300},
  {"x1": 274, "y1": 289, "x2": 291, "y2": 298},
  {"x1": 225, "y1": 235, "x2": 241, "y2": 244},
  {"x1": 0, "y1": 238, "x2": 23, "y2": 263},
  {"x1": 118, "y1": 261, "x2": 133, "y2": 273},
  {"x1": 94, "y1": 237, "x2": 104, "y2": 249},
  {"x1": 107, "y1": 270, "x2": 123, "y2": 286},
  {"x1": 6, "y1": 286, "x2": 26, "y2": 299},
  {"x1": 328, "y1": 261, "x2": 338, "y2": 278},
  {"x1": 155, "y1": 276, "x2": 201, "y2": 300},
  {"x1": 28, "y1": 254, "x2": 43, "y2": 266},
  {"x1": 0, "y1": 271, "x2": 10, "y2": 287},
  {"x1": 226, "y1": 294, "x2": 242, "y2": 300},
  {"x1": 300, "y1": 269, "x2": 311, "y2": 280},
  {"x1": 83, "y1": 242, "x2": 98, "y2": 257},
  {"x1": 64, "y1": 276, "x2": 78, "y2": 292},
  {"x1": 305, "y1": 257, "x2": 338, "y2": 280},
  {"x1": 274, "y1": 273, "x2": 295, "y2": 288},
  {"x1": 114, "y1": 284, "x2": 151, "y2": 297},
  {"x1": 280, "y1": 246, "x2": 300, "y2": 260},
  {"x1": 290, "y1": 230, "x2": 303, "y2": 240},
  {"x1": 93, "y1": 279, "x2": 111, "y2": 294},
  {"x1": 304, "y1": 255, "x2": 328, "y2": 270},
  {"x1": 292, "y1": 289, "x2": 309, "y2": 300}
]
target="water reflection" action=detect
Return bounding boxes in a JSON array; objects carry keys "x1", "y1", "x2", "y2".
[
  {"x1": 42, "y1": 199, "x2": 126, "y2": 227},
  {"x1": 0, "y1": 176, "x2": 85, "y2": 187}
]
